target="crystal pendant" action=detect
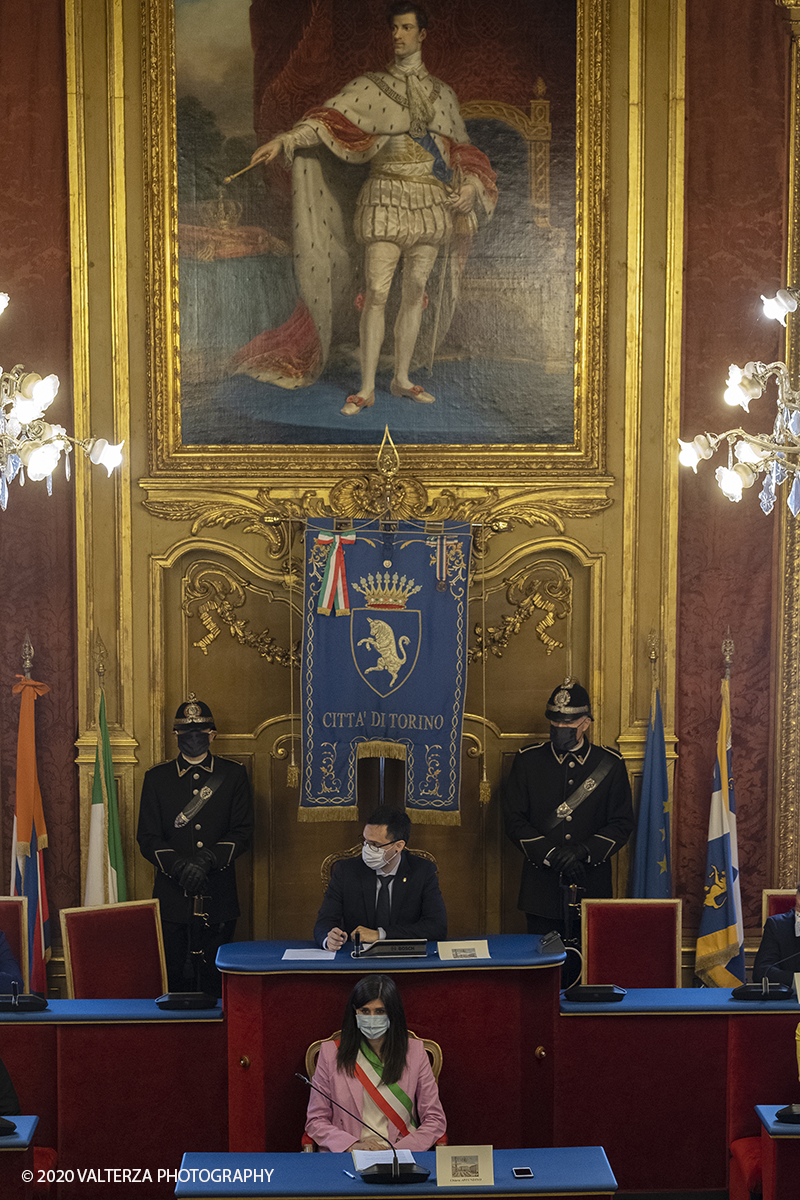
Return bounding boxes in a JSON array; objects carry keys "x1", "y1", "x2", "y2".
[
  {"x1": 0, "y1": 474, "x2": 8, "y2": 512},
  {"x1": 790, "y1": 410, "x2": 800, "y2": 438},
  {"x1": 760, "y1": 473, "x2": 776, "y2": 515},
  {"x1": 789, "y1": 476, "x2": 800, "y2": 517},
  {"x1": 46, "y1": 474, "x2": 53, "y2": 497},
  {"x1": 774, "y1": 458, "x2": 787, "y2": 487},
  {"x1": 6, "y1": 453, "x2": 20, "y2": 484}
]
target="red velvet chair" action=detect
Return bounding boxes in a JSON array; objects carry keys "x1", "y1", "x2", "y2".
[
  {"x1": 581, "y1": 898, "x2": 682, "y2": 988},
  {"x1": 761, "y1": 888, "x2": 797, "y2": 925},
  {"x1": 60, "y1": 900, "x2": 168, "y2": 999},
  {"x1": 0, "y1": 895, "x2": 29, "y2": 991}
]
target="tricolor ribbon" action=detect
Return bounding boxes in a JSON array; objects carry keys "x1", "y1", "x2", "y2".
[
  {"x1": 435, "y1": 536, "x2": 459, "y2": 585},
  {"x1": 316, "y1": 531, "x2": 356, "y2": 615}
]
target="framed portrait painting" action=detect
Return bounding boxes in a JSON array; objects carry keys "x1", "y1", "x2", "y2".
[{"x1": 144, "y1": 0, "x2": 606, "y2": 482}]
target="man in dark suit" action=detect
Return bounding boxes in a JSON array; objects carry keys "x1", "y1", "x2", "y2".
[
  {"x1": 753, "y1": 885, "x2": 800, "y2": 986},
  {"x1": 137, "y1": 695, "x2": 254, "y2": 995},
  {"x1": 314, "y1": 806, "x2": 447, "y2": 950}
]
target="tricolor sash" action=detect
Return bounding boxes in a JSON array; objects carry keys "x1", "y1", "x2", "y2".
[{"x1": 354, "y1": 1042, "x2": 417, "y2": 1138}]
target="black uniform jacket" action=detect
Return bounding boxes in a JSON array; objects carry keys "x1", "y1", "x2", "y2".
[
  {"x1": 137, "y1": 754, "x2": 254, "y2": 924},
  {"x1": 503, "y1": 740, "x2": 634, "y2": 920},
  {"x1": 313, "y1": 850, "x2": 448, "y2": 948},
  {"x1": 752, "y1": 910, "x2": 800, "y2": 986}
]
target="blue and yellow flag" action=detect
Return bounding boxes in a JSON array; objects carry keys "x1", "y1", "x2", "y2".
[
  {"x1": 299, "y1": 518, "x2": 471, "y2": 824},
  {"x1": 631, "y1": 689, "x2": 672, "y2": 898},
  {"x1": 695, "y1": 679, "x2": 745, "y2": 986}
]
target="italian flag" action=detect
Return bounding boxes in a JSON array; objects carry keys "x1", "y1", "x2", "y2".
[{"x1": 84, "y1": 689, "x2": 127, "y2": 905}]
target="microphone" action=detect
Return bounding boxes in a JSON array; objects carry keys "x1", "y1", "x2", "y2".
[
  {"x1": 352, "y1": 930, "x2": 361, "y2": 959},
  {"x1": 296, "y1": 1072, "x2": 430, "y2": 1185},
  {"x1": 732, "y1": 944, "x2": 800, "y2": 1000}
]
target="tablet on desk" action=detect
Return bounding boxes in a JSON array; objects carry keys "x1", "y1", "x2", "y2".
[{"x1": 352, "y1": 938, "x2": 427, "y2": 958}]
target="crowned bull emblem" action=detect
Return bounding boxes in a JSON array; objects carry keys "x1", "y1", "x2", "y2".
[{"x1": 350, "y1": 571, "x2": 421, "y2": 695}]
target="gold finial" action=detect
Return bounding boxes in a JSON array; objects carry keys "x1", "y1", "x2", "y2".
[
  {"x1": 21, "y1": 631, "x2": 33, "y2": 679},
  {"x1": 722, "y1": 627, "x2": 735, "y2": 680},
  {"x1": 94, "y1": 629, "x2": 108, "y2": 685},
  {"x1": 377, "y1": 426, "x2": 400, "y2": 478}
]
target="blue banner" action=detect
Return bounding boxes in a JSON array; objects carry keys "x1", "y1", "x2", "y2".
[
  {"x1": 299, "y1": 519, "x2": 471, "y2": 823},
  {"x1": 631, "y1": 690, "x2": 672, "y2": 898}
]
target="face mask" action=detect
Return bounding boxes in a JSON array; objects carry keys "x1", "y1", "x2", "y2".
[
  {"x1": 550, "y1": 725, "x2": 580, "y2": 753},
  {"x1": 178, "y1": 731, "x2": 211, "y2": 758},
  {"x1": 356, "y1": 1012, "x2": 390, "y2": 1039},
  {"x1": 362, "y1": 843, "x2": 388, "y2": 871}
]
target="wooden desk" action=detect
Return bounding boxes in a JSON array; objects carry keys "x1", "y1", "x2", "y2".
[
  {"x1": 756, "y1": 1105, "x2": 800, "y2": 1200},
  {"x1": 0, "y1": 1116, "x2": 37, "y2": 1200},
  {"x1": 174, "y1": 1147, "x2": 617, "y2": 1197},
  {"x1": 218, "y1": 936, "x2": 564, "y2": 1154}
]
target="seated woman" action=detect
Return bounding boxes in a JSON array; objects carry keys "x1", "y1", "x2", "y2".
[{"x1": 305, "y1": 973, "x2": 446, "y2": 1152}]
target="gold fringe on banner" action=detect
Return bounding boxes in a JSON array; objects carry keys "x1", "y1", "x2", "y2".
[
  {"x1": 356, "y1": 741, "x2": 408, "y2": 760},
  {"x1": 407, "y1": 808, "x2": 461, "y2": 826},
  {"x1": 297, "y1": 805, "x2": 359, "y2": 822}
]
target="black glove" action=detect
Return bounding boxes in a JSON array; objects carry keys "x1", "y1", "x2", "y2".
[
  {"x1": 548, "y1": 847, "x2": 578, "y2": 873},
  {"x1": 170, "y1": 856, "x2": 191, "y2": 883},
  {"x1": 175, "y1": 848, "x2": 217, "y2": 895},
  {"x1": 562, "y1": 843, "x2": 589, "y2": 884},
  {"x1": 562, "y1": 858, "x2": 587, "y2": 884}
]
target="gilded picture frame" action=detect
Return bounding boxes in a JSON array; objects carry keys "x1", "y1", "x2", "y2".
[{"x1": 143, "y1": 0, "x2": 608, "y2": 485}]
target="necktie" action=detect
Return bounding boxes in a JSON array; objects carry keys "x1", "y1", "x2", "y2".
[{"x1": 375, "y1": 877, "x2": 391, "y2": 932}]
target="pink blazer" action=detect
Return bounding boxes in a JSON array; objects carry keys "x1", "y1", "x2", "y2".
[{"x1": 305, "y1": 1037, "x2": 447, "y2": 1153}]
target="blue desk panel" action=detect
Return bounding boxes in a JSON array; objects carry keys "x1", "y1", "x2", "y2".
[
  {"x1": 560, "y1": 987, "x2": 800, "y2": 1015},
  {"x1": 217, "y1": 935, "x2": 564, "y2": 974},
  {"x1": 0, "y1": 1116, "x2": 38, "y2": 1150},
  {"x1": 0, "y1": 998, "x2": 222, "y2": 1023},
  {"x1": 757, "y1": 1105, "x2": 800, "y2": 1137},
  {"x1": 175, "y1": 1148, "x2": 617, "y2": 1197}
]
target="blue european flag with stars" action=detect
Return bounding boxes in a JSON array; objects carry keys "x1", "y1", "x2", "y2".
[{"x1": 631, "y1": 690, "x2": 672, "y2": 898}]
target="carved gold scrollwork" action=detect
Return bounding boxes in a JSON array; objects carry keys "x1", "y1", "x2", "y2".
[
  {"x1": 145, "y1": 482, "x2": 612, "y2": 543},
  {"x1": 471, "y1": 560, "x2": 572, "y2": 660},
  {"x1": 182, "y1": 560, "x2": 300, "y2": 666}
]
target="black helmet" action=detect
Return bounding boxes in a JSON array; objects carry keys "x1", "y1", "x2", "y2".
[
  {"x1": 545, "y1": 678, "x2": 593, "y2": 722},
  {"x1": 172, "y1": 693, "x2": 216, "y2": 731}
]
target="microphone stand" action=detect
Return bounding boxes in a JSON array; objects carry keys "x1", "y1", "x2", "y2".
[{"x1": 297, "y1": 1073, "x2": 430, "y2": 1185}]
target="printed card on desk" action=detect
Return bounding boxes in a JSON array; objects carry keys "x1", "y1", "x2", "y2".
[
  {"x1": 435, "y1": 1145, "x2": 494, "y2": 1186},
  {"x1": 437, "y1": 940, "x2": 491, "y2": 961},
  {"x1": 352, "y1": 1150, "x2": 415, "y2": 1170},
  {"x1": 281, "y1": 948, "x2": 336, "y2": 960}
]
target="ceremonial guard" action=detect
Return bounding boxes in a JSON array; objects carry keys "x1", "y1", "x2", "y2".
[
  {"x1": 137, "y1": 695, "x2": 254, "y2": 995},
  {"x1": 504, "y1": 680, "x2": 634, "y2": 940}
]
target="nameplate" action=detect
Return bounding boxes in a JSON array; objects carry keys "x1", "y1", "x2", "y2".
[
  {"x1": 437, "y1": 940, "x2": 491, "y2": 961},
  {"x1": 435, "y1": 1145, "x2": 494, "y2": 1187}
]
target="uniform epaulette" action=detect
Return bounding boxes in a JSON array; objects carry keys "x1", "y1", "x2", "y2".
[
  {"x1": 599, "y1": 744, "x2": 624, "y2": 760},
  {"x1": 519, "y1": 741, "x2": 548, "y2": 753}
]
